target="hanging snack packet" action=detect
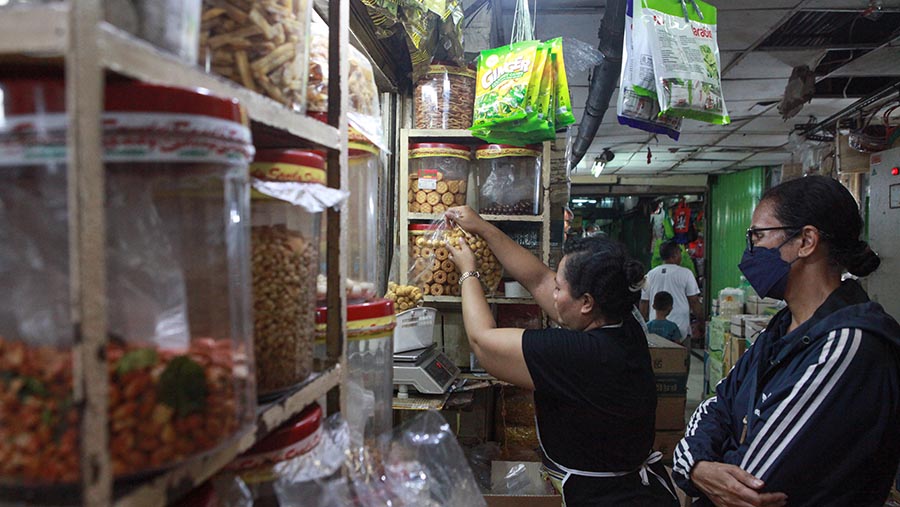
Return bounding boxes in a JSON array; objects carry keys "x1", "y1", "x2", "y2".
[
  {"x1": 629, "y1": 0, "x2": 658, "y2": 99},
  {"x1": 618, "y1": 0, "x2": 682, "y2": 140},
  {"x1": 641, "y1": 0, "x2": 729, "y2": 124},
  {"x1": 548, "y1": 38, "x2": 575, "y2": 129},
  {"x1": 472, "y1": 41, "x2": 541, "y2": 131}
]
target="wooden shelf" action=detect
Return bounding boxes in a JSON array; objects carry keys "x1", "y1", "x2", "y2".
[
  {"x1": 0, "y1": 4, "x2": 69, "y2": 55},
  {"x1": 115, "y1": 366, "x2": 342, "y2": 507},
  {"x1": 424, "y1": 295, "x2": 537, "y2": 305},
  {"x1": 408, "y1": 213, "x2": 545, "y2": 223},
  {"x1": 96, "y1": 22, "x2": 342, "y2": 150}
]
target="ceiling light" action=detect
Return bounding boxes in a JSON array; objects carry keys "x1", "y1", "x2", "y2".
[{"x1": 591, "y1": 148, "x2": 615, "y2": 177}]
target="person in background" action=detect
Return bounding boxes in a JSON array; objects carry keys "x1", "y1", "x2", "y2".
[
  {"x1": 673, "y1": 176, "x2": 900, "y2": 506},
  {"x1": 647, "y1": 291, "x2": 683, "y2": 344},
  {"x1": 445, "y1": 205, "x2": 678, "y2": 506},
  {"x1": 640, "y1": 241, "x2": 703, "y2": 348}
]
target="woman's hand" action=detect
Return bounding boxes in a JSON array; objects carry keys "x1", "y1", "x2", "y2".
[
  {"x1": 446, "y1": 206, "x2": 488, "y2": 236},
  {"x1": 446, "y1": 236, "x2": 477, "y2": 274},
  {"x1": 691, "y1": 461, "x2": 787, "y2": 507}
]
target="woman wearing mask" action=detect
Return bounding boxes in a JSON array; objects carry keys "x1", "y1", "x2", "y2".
[
  {"x1": 673, "y1": 176, "x2": 900, "y2": 506},
  {"x1": 446, "y1": 206, "x2": 678, "y2": 506}
]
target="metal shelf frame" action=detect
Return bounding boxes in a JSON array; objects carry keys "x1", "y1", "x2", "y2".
[{"x1": 0, "y1": 2, "x2": 351, "y2": 505}]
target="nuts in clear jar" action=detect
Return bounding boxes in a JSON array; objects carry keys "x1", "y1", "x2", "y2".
[
  {"x1": 0, "y1": 337, "x2": 247, "y2": 482},
  {"x1": 252, "y1": 226, "x2": 315, "y2": 395}
]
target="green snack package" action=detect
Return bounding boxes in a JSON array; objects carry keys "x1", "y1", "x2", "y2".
[
  {"x1": 472, "y1": 41, "x2": 541, "y2": 130},
  {"x1": 641, "y1": 0, "x2": 729, "y2": 124},
  {"x1": 549, "y1": 38, "x2": 575, "y2": 128}
]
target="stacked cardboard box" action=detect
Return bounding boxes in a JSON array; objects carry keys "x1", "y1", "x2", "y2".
[
  {"x1": 648, "y1": 334, "x2": 689, "y2": 463},
  {"x1": 745, "y1": 295, "x2": 783, "y2": 316}
]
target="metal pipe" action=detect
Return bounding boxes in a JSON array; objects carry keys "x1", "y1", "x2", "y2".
[{"x1": 569, "y1": 0, "x2": 627, "y2": 169}]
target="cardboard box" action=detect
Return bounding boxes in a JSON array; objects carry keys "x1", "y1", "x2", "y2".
[
  {"x1": 647, "y1": 333, "x2": 689, "y2": 375},
  {"x1": 656, "y1": 396, "x2": 687, "y2": 430},
  {"x1": 723, "y1": 334, "x2": 745, "y2": 374},
  {"x1": 654, "y1": 430, "x2": 685, "y2": 463},
  {"x1": 485, "y1": 461, "x2": 561, "y2": 507}
]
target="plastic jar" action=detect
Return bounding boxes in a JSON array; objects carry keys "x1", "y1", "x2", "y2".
[
  {"x1": 475, "y1": 144, "x2": 542, "y2": 215},
  {"x1": 408, "y1": 143, "x2": 470, "y2": 216},
  {"x1": 199, "y1": 0, "x2": 312, "y2": 111},
  {"x1": 315, "y1": 300, "x2": 395, "y2": 446},
  {"x1": 250, "y1": 150, "x2": 325, "y2": 400},
  {"x1": 347, "y1": 141, "x2": 380, "y2": 303},
  {"x1": 413, "y1": 64, "x2": 476, "y2": 130},
  {"x1": 0, "y1": 78, "x2": 255, "y2": 484},
  {"x1": 219, "y1": 403, "x2": 323, "y2": 504}
]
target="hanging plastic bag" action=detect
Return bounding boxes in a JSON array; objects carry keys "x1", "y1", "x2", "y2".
[
  {"x1": 414, "y1": 212, "x2": 502, "y2": 297},
  {"x1": 641, "y1": 0, "x2": 730, "y2": 124},
  {"x1": 618, "y1": 0, "x2": 682, "y2": 140}
]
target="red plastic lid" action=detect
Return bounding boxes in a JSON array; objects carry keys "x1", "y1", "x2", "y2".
[
  {"x1": 0, "y1": 79, "x2": 244, "y2": 123},
  {"x1": 408, "y1": 223, "x2": 439, "y2": 231},
  {"x1": 254, "y1": 149, "x2": 326, "y2": 170},
  {"x1": 410, "y1": 142, "x2": 470, "y2": 151},
  {"x1": 243, "y1": 403, "x2": 322, "y2": 455},
  {"x1": 315, "y1": 298, "x2": 395, "y2": 324}
]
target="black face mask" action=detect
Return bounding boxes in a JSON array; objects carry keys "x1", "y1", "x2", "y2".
[{"x1": 738, "y1": 233, "x2": 800, "y2": 300}]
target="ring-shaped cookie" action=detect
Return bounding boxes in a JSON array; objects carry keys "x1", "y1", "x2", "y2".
[
  {"x1": 435, "y1": 247, "x2": 449, "y2": 261},
  {"x1": 433, "y1": 270, "x2": 447, "y2": 284}
]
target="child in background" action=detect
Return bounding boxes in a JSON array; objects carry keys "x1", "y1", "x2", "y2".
[{"x1": 648, "y1": 291, "x2": 683, "y2": 344}]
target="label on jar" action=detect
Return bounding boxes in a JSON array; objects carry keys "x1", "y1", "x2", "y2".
[
  {"x1": 251, "y1": 162, "x2": 327, "y2": 184},
  {"x1": 0, "y1": 113, "x2": 253, "y2": 166},
  {"x1": 417, "y1": 168, "x2": 439, "y2": 190},
  {"x1": 227, "y1": 423, "x2": 323, "y2": 476}
]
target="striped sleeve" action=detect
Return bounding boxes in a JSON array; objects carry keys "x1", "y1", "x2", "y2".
[
  {"x1": 672, "y1": 343, "x2": 758, "y2": 497},
  {"x1": 739, "y1": 328, "x2": 863, "y2": 481}
]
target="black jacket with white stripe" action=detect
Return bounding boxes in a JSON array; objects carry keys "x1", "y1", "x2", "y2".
[{"x1": 673, "y1": 280, "x2": 900, "y2": 506}]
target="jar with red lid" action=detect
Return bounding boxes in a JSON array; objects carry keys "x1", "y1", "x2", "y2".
[
  {"x1": 216, "y1": 403, "x2": 324, "y2": 505},
  {"x1": 316, "y1": 300, "x2": 395, "y2": 445},
  {"x1": 250, "y1": 149, "x2": 326, "y2": 400},
  {"x1": 475, "y1": 144, "x2": 542, "y2": 215},
  {"x1": 0, "y1": 78, "x2": 255, "y2": 486},
  {"x1": 408, "y1": 143, "x2": 471, "y2": 216}
]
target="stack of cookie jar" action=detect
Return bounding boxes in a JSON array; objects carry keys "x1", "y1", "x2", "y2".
[{"x1": 407, "y1": 143, "x2": 471, "y2": 216}]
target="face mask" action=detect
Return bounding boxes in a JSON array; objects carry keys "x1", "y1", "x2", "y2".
[{"x1": 738, "y1": 234, "x2": 799, "y2": 300}]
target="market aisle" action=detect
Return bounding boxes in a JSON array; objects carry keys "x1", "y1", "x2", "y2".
[{"x1": 685, "y1": 353, "x2": 705, "y2": 424}]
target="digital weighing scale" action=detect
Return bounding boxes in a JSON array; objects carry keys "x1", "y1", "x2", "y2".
[{"x1": 393, "y1": 345, "x2": 459, "y2": 395}]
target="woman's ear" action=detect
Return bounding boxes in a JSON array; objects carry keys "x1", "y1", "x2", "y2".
[
  {"x1": 580, "y1": 293, "x2": 595, "y2": 316},
  {"x1": 798, "y1": 225, "x2": 822, "y2": 259}
]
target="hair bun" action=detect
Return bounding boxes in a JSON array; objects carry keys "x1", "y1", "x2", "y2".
[{"x1": 844, "y1": 240, "x2": 880, "y2": 277}]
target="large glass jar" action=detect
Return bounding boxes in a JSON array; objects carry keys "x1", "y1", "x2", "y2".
[
  {"x1": 199, "y1": 0, "x2": 312, "y2": 111},
  {"x1": 0, "y1": 79, "x2": 255, "y2": 486},
  {"x1": 315, "y1": 300, "x2": 395, "y2": 447},
  {"x1": 347, "y1": 141, "x2": 380, "y2": 303},
  {"x1": 250, "y1": 150, "x2": 324, "y2": 400},
  {"x1": 413, "y1": 64, "x2": 476, "y2": 130},
  {"x1": 475, "y1": 144, "x2": 542, "y2": 215},
  {"x1": 408, "y1": 143, "x2": 471, "y2": 216}
]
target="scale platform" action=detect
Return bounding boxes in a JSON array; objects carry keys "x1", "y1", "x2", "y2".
[{"x1": 393, "y1": 345, "x2": 459, "y2": 395}]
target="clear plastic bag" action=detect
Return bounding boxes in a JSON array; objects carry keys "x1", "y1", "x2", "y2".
[
  {"x1": 618, "y1": 0, "x2": 682, "y2": 140},
  {"x1": 419, "y1": 213, "x2": 502, "y2": 297},
  {"x1": 386, "y1": 243, "x2": 428, "y2": 312}
]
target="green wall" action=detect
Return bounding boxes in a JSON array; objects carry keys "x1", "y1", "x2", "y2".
[{"x1": 708, "y1": 168, "x2": 766, "y2": 305}]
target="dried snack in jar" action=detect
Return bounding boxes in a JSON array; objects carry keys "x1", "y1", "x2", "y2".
[
  {"x1": 200, "y1": 0, "x2": 311, "y2": 111},
  {"x1": 252, "y1": 226, "x2": 316, "y2": 396},
  {"x1": 0, "y1": 337, "x2": 249, "y2": 482},
  {"x1": 414, "y1": 64, "x2": 476, "y2": 130}
]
